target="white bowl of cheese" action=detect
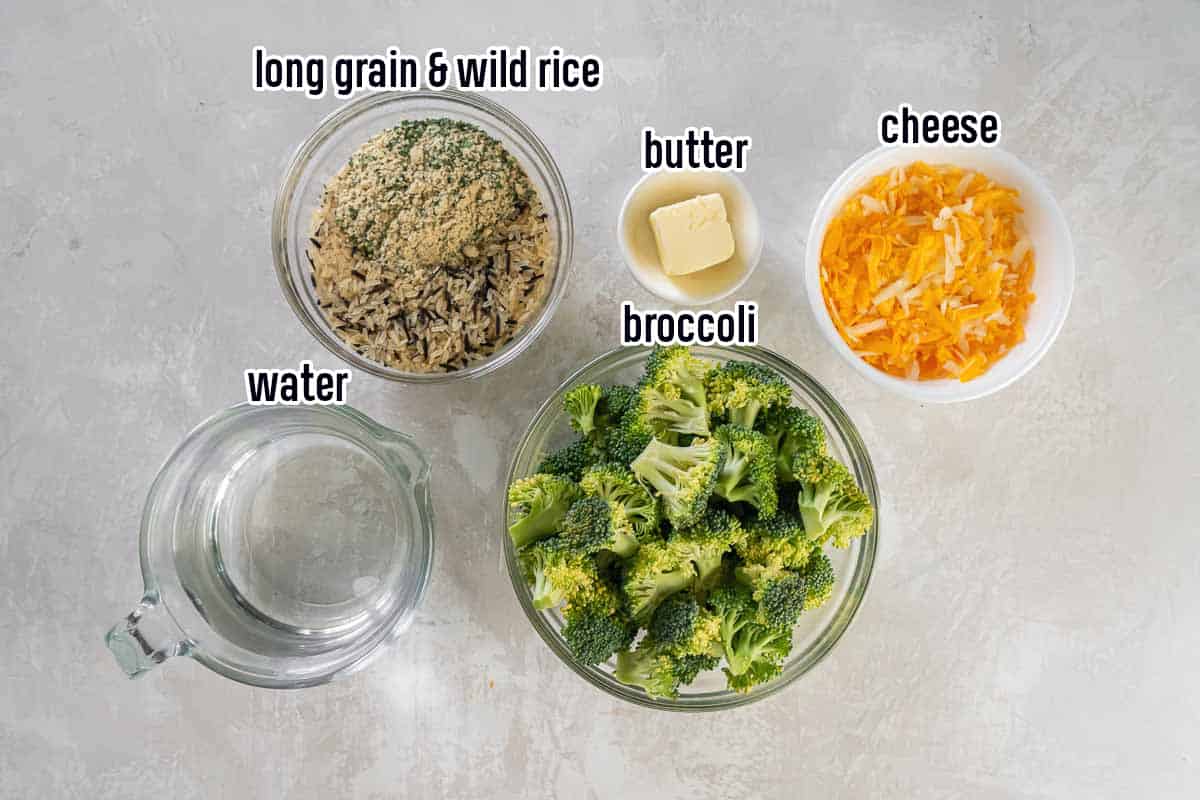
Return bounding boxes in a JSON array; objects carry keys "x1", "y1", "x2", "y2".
[{"x1": 804, "y1": 145, "x2": 1075, "y2": 403}]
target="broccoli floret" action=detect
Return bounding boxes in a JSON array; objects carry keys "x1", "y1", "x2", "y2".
[
  {"x1": 630, "y1": 437, "x2": 724, "y2": 529},
  {"x1": 563, "y1": 384, "x2": 638, "y2": 451},
  {"x1": 506, "y1": 474, "x2": 580, "y2": 550},
  {"x1": 564, "y1": 610, "x2": 631, "y2": 665},
  {"x1": 761, "y1": 405, "x2": 827, "y2": 484},
  {"x1": 624, "y1": 346, "x2": 712, "y2": 442},
  {"x1": 649, "y1": 593, "x2": 724, "y2": 661},
  {"x1": 536, "y1": 438, "x2": 599, "y2": 482},
  {"x1": 579, "y1": 463, "x2": 659, "y2": 539},
  {"x1": 596, "y1": 384, "x2": 637, "y2": 430},
  {"x1": 672, "y1": 652, "x2": 721, "y2": 685},
  {"x1": 705, "y1": 360, "x2": 792, "y2": 430},
  {"x1": 563, "y1": 592, "x2": 636, "y2": 665},
  {"x1": 800, "y1": 549, "x2": 835, "y2": 611},
  {"x1": 642, "y1": 345, "x2": 711, "y2": 403},
  {"x1": 601, "y1": 423, "x2": 650, "y2": 466},
  {"x1": 519, "y1": 538, "x2": 605, "y2": 610},
  {"x1": 519, "y1": 540, "x2": 564, "y2": 610},
  {"x1": 708, "y1": 585, "x2": 793, "y2": 688},
  {"x1": 791, "y1": 445, "x2": 832, "y2": 485},
  {"x1": 560, "y1": 496, "x2": 640, "y2": 559},
  {"x1": 648, "y1": 592, "x2": 697, "y2": 645},
  {"x1": 797, "y1": 455, "x2": 874, "y2": 548},
  {"x1": 621, "y1": 541, "x2": 696, "y2": 624},
  {"x1": 563, "y1": 384, "x2": 603, "y2": 437},
  {"x1": 614, "y1": 638, "x2": 718, "y2": 699},
  {"x1": 736, "y1": 511, "x2": 811, "y2": 570},
  {"x1": 669, "y1": 507, "x2": 744, "y2": 593},
  {"x1": 735, "y1": 562, "x2": 807, "y2": 628},
  {"x1": 624, "y1": 385, "x2": 710, "y2": 442},
  {"x1": 614, "y1": 643, "x2": 684, "y2": 698},
  {"x1": 712, "y1": 424, "x2": 779, "y2": 518},
  {"x1": 724, "y1": 654, "x2": 791, "y2": 694}
]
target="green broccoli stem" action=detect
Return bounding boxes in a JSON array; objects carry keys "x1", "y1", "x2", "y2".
[
  {"x1": 614, "y1": 647, "x2": 681, "y2": 698},
  {"x1": 719, "y1": 613, "x2": 755, "y2": 675},
  {"x1": 715, "y1": 449, "x2": 758, "y2": 505},
  {"x1": 509, "y1": 503, "x2": 569, "y2": 550},
  {"x1": 727, "y1": 625, "x2": 788, "y2": 676},
  {"x1": 609, "y1": 530, "x2": 640, "y2": 559},
  {"x1": 564, "y1": 385, "x2": 602, "y2": 436},
  {"x1": 798, "y1": 479, "x2": 837, "y2": 543},
  {"x1": 716, "y1": 449, "x2": 749, "y2": 495},
  {"x1": 635, "y1": 453, "x2": 687, "y2": 498},
  {"x1": 723, "y1": 485, "x2": 759, "y2": 504},
  {"x1": 634, "y1": 567, "x2": 696, "y2": 623},
  {"x1": 776, "y1": 440, "x2": 800, "y2": 480},
  {"x1": 728, "y1": 401, "x2": 764, "y2": 430},
  {"x1": 692, "y1": 552, "x2": 725, "y2": 594},
  {"x1": 648, "y1": 396, "x2": 710, "y2": 436},
  {"x1": 530, "y1": 568, "x2": 559, "y2": 610},
  {"x1": 661, "y1": 567, "x2": 696, "y2": 598}
]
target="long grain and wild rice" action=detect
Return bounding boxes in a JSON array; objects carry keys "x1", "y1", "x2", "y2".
[{"x1": 308, "y1": 119, "x2": 553, "y2": 373}]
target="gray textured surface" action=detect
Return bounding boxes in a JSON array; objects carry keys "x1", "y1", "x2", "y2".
[{"x1": 2, "y1": 1, "x2": 1198, "y2": 798}]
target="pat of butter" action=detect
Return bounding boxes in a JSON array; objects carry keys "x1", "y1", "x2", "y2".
[{"x1": 649, "y1": 193, "x2": 736, "y2": 276}]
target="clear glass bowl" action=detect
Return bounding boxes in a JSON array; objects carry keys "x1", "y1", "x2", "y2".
[
  {"x1": 503, "y1": 346, "x2": 879, "y2": 711},
  {"x1": 272, "y1": 90, "x2": 574, "y2": 383},
  {"x1": 106, "y1": 404, "x2": 434, "y2": 688}
]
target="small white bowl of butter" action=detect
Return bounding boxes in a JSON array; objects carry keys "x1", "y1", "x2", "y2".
[{"x1": 618, "y1": 171, "x2": 763, "y2": 306}]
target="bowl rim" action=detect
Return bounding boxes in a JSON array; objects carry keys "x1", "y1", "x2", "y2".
[
  {"x1": 502, "y1": 345, "x2": 879, "y2": 711},
  {"x1": 803, "y1": 144, "x2": 1075, "y2": 403},
  {"x1": 271, "y1": 89, "x2": 575, "y2": 384},
  {"x1": 616, "y1": 171, "x2": 763, "y2": 307}
]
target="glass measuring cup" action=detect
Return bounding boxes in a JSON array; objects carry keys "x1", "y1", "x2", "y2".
[{"x1": 105, "y1": 403, "x2": 434, "y2": 688}]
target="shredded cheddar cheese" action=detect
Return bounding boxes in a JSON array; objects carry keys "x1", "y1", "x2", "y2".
[{"x1": 819, "y1": 162, "x2": 1036, "y2": 382}]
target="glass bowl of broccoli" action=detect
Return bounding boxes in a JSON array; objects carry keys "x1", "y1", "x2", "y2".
[{"x1": 503, "y1": 345, "x2": 879, "y2": 711}]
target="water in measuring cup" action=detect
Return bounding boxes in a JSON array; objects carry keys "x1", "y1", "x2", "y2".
[{"x1": 178, "y1": 430, "x2": 409, "y2": 656}]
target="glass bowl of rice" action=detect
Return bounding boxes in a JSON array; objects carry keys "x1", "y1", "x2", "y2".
[
  {"x1": 272, "y1": 90, "x2": 574, "y2": 383},
  {"x1": 503, "y1": 345, "x2": 880, "y2": 711}
]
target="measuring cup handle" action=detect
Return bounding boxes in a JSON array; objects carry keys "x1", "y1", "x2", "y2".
[{"x1": 105, "y1": 595, "x2": 184, "y2": 678}]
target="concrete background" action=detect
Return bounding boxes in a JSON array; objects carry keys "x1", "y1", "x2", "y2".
[{"x1": 2, "y1": 1, "x2": 1198, "y2": 797}]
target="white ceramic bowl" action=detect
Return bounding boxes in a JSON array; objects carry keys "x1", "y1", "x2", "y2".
[
  {"x1": 618, "y1": 171, "x2": 763, "y2": 306},
  {"x1": 804, "y1": 146, "x2": 1074, "y2": 403}
]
